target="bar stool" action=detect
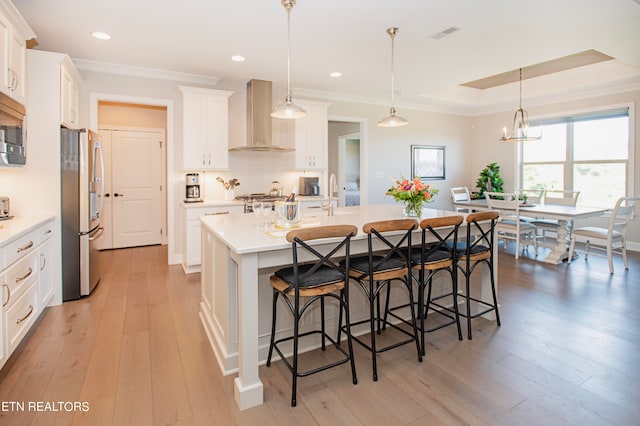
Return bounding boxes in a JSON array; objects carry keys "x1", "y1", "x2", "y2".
[
  {"x1": 455, "y1": 211, "x2": 501, "y2": 340},
  {"x1": 340, "y1": 218, "x2": 422, "y2": 381},
  {"x1": 385, "y1": 215, "x2": 463, "y2": 355},
  {"x1": 266, "y1": 225, "x2": 358, "y2": 407}
]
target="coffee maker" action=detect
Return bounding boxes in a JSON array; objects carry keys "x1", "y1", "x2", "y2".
[{"x1": 185, "y1": 173, "x2": 202, "y2": 202}]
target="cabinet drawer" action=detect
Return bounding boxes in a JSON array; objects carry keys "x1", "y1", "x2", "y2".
[
  {"x1": 4, "y1": 280, "x2": 39, "y2": 354},
  {"x1": 5, "y1": 230, "x2": 37, "y2": 268},
  {"x1": 3, "y1": 248, "x2": 38, "y2": 307},
  {"x1": 37, "y1": 221, "x2": 55, "y2": 243},
  {"x1": 186, "y1": 206, "x2": 243, "y2": 221}
]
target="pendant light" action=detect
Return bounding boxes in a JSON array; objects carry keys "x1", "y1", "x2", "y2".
[
  {"x1": 271, "y1": 0, "x2": 306, "y2": 119},
  {"x1": 378, "y1": 27, "x2": 408, "y2": 127},
  {"x1": 499, "y1": 68, "x2": 541, "y2": 142}
]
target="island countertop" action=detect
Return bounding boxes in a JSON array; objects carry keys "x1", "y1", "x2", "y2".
[{"x1": 200, "y1": 203, "x2": 465, "y2": 255}]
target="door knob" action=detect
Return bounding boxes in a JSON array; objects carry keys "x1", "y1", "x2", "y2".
[
  {"x1": 104, "y1": 193, "x2": 111, "y2": 197},
  {"x1": 114, "y1": 193, "x2": 123, "y2": 197}
]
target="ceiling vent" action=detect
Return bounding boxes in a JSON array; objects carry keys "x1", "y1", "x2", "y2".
[{"x1": 431, "y1": 27, "x2": 460, "y2": 40}]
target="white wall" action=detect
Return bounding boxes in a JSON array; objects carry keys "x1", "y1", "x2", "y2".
[{"x1": 324, "y1": 100, "x2": 473, "y2": 211}]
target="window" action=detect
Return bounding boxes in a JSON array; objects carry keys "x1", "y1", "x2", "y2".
[{"x1": 520, "y1": 108, "x2": 630, "y2": 208}]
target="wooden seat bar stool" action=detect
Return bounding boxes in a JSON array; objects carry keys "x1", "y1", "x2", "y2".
[
  {"x1": 384, "y1": 215, "x2": 464, "y2": 355},
  {"x1": 454, "y1": 211, "x2": 501, "y2": 340},
  {"x1": 339, "y1": 218, "x2": 423, "y2": 381},
  {"x1": 266, "y1": 225, "x2": 358, "y2": 407}
]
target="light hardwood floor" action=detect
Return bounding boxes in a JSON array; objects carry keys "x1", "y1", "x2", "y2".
[{"x1": 0, "y1": 244, "x2": 639, "y2": 425}]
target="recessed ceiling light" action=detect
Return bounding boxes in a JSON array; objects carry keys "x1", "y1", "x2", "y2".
[
  {"x1": 91, "y1": 31, "x2": 111, "y2": 40},
  {"x1": 329, "y1": 72, "x2": 342, "y2": 78},
  {"x1": 231, "y1": 55, "x2": 246, "y2": 62}
]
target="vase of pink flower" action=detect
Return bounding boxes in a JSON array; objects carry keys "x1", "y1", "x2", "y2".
[{"x1": 386, "y1": 176, "x2": 439, "y2": 217}]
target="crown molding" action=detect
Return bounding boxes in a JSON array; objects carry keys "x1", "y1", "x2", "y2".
[
  {"x1": 293, "y1": 87, "x2": 473, "y2": 116},
  {"x1": 73, "y1": 59, "x2": 221, "y2": 86},
  {"x1": 297, "y1": 77, "x2": 640, "y2": 118},
  {"x1": 468, "y1": 78, "x2": 640, "y2": 116}
]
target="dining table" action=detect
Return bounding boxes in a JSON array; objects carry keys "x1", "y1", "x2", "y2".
[
  {"x1": 452, "y1": 199, "x2": 608, "y2": 264},
  {"x1": 199, "y1": 204, "x2": 499, "y2": 410}
]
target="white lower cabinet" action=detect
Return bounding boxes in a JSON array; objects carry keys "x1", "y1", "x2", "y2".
[
  {"x1": 0, "y1": 269, "x2": 4, "y2": 368},
  {"x1": 299, "y1": 198, "x2": 337, "y2": 217},
  {"x1": 183, "y1": 205, "x2": 244, "y2": 273},
  {"x1": 5, "y1": 280, "x2": 38, "y2": 354},
  {"x1": 1, "y1": 218, "x2": 56, "y2": 369},
  {"x1": 38, "y1": 231, "x2": 55, "y2": 308}
]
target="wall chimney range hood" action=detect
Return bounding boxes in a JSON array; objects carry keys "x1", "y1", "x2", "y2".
[{"x1": 229, "y1": 79, "x2": 294, "y2": 152}]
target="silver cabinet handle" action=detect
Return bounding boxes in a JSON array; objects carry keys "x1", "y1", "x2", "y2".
[
  {"x1": 204, "y1": 211, "x2": 230, "y2": 215},
  {"x1": 16, "y1": 267, "x2": 33, "y2": 283},
  {"x1": 2, "y1": 284, "x2": 9, "y2": 307},
  {"x1": 17, "y1": 240, "x2": 34, "y2": 253},
  {"x1": 16, "y1": 305, "x2": 34, "y2": 325},
  {"x1": 44, "y1": 229, "x2": 53, "y2": 235},
  {"x1": 40, "y1": 253, "x2": 46, "y2": 271}
]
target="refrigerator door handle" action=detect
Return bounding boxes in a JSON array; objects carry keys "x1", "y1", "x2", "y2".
[
  {"x1": 93, "y1": 140, "x2": 105, "y2": 219},
  {"x1": 89, "y1": 227, "x2": 104, "y2": 241}
]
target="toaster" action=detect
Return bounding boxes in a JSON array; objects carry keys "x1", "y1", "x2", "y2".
[{"x1": 0, "y1": 196, "x2": 9, "y2": 220}]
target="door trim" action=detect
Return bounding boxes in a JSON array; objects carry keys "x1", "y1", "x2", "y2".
[
  {"x1": 327, "y1": 115, "x2": 369, "y2": 206},
  {"x1": 89, "y1": 93, "x2": 176, "y2": 263}
]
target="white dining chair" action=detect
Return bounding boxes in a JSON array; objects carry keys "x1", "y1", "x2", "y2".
[
  {"x1": 485, "y1": 192, "x2": 538, "y2": 259},
  {"x1": 450, "y1": 186, "x2": 471, "y2": 212},
  {"x1": 568, "y1": 196, "x2": 640, "y2": 273}
]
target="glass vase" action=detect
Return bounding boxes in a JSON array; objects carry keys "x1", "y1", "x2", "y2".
[{"x1": 403, "y1": 200, "x2": 423, "y2": 217}]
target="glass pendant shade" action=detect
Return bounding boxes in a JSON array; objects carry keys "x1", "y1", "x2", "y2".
[
  {"x1": 271, "y1": 0, "x2": 306, "y2": 119},
  {"x1": 272, "y1": 95, "x2": 306, "y2": 118},
  {"x1": 378, "y1": 107, "x2": 408, "y2": 127},
  {"x1": 378, "y1": 27, "x2": 407, "y2": 127},
  {"x1": 500, "y1": 68, "x2": 541, "y2": 142}
]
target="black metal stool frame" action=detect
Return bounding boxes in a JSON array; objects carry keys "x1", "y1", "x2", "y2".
[
  {"x1": 385, "y1": 215, "x2": 464, "y2": 355},
  {"x1": 339, "y1": 219, "x2": 423, "y2": 381},
  {"x1": 455, "y1": 211, "x2": 501, "y2": 340},
  {"x1": 266, "y1": 225, "x2": 358, "y2": 407}
]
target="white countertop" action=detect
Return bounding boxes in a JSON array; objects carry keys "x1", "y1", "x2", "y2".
[
  {"x1": 200, "y1": 204, "x2": 462, "y2": 255},
  {"x1": 0, "y1": 215, "x2": 55, "y2": 247}
]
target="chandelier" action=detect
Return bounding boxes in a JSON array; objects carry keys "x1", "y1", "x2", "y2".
[{"x1": 500, "y1": 68, "x2": 541, "y2": 142}]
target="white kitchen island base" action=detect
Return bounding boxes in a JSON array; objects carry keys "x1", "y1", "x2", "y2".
[{"x1": 199, "y1": 205, "x2": 499, "y2": 410}]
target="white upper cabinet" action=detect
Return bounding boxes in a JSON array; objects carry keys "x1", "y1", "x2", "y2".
[
  {"x1": 60, "y1": 58, "x2": 80, "y2": 128},
  {"x1": 180, "y1": 86, "x2": 233, "y2": 170},
  {"x1": 0, "y1": 2, "x2": 34, "y2": 105},
  {"x1": 291, "y1": 99, "x2": 330, "y2": 170}
]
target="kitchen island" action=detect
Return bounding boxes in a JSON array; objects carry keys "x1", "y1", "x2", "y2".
[{"x1": 199, "y1": 204, "x2": 498, "y2": 410}]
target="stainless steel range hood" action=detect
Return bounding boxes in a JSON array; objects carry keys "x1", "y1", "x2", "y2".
[{"x1": 229, "y1": 79, "x2": 294, "y2": 152}]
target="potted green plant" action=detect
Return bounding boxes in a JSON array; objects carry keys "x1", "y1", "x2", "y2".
[{"x1": 475, "y1": 162, "x2": 504, "y2": 198}]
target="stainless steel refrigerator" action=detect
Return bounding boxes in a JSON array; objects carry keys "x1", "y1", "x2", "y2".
[{"x1": 61, "y1": 128, "x2": 105, "y2": 301}]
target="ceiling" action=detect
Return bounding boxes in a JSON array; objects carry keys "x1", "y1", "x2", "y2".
[{"x1": 13, "y1": 0, "x2": 640, "y2": 115}]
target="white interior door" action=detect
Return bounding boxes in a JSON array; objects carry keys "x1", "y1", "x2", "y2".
[{"x1": 111, "y1": 130, "x2": 164, "y2": 248}]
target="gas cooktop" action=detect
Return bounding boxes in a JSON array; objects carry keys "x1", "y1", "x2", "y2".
[{"x1": 235, "y1": 193, "x2": 286, "y2": 201}]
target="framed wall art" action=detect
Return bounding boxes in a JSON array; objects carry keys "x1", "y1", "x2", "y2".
[{"x1": 411, "y1": 145, "x2": 445, "y2": 180}]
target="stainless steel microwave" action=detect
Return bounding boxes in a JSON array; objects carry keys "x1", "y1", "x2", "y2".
[{"x1": 0, "y1": 92, "x2": 26, "y2": 166}]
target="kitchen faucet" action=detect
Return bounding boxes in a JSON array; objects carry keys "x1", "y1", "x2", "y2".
[{"x1": 325, "y1": 173, "x2": 338, "y2": 216}]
